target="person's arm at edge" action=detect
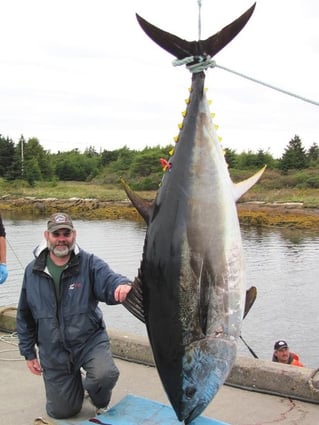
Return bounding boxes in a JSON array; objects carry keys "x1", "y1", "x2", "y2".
[
  {"x1": 0, "y1": 215, "x2": 8, "y2": 283},
  {"x1": 0, "y1": 235, "x2": 6, "y2": 264}
]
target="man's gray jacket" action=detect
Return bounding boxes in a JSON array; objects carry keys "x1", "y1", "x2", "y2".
[{"x1": 17, "y1": 243, "x2": 131, "y2": 371}]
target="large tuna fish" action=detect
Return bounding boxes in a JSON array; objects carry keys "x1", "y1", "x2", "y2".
[{"x1": 123, "y1": 3, "x2": 264, "y2": 423}]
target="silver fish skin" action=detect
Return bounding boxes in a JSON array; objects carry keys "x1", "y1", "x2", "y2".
[
  {"x1": 142, "y1": 71, "x2": 244, "y2": 423},
  {"x1": 123, "y1": 3, "x2": 264, "y2": 424}
]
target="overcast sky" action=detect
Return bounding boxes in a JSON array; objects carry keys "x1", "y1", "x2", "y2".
[{"x1": 0, "y1": 0, "x2": 318, "y2": 158}]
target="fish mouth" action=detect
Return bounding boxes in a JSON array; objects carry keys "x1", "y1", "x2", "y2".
[{"x1": 184, "y1": 403, "x2": 206, "y2": 424}]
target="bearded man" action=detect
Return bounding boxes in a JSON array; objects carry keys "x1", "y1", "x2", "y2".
[{"x1": 17, "y1": 213, "x2": 132, "y2": 419}]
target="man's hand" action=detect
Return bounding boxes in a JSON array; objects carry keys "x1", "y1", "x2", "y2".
[
  {"x1": 114, "y1": 283, "x2": 132, "y2": 303},
  {"x1": 27, "y1": 358, "x2": 42, "y2": 376}
]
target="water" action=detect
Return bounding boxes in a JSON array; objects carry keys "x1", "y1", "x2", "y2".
[{"x1": 1, "y1": 215, "x2": 318, "y2": 369}]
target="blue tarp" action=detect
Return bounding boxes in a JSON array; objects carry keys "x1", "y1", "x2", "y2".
[{"x1": 56, "y1": 394, "x2": 230, "y2": 425}]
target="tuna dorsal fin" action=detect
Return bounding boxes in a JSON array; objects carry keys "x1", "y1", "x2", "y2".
[
  {"x1": 233, "y1": 165, "x2": 267, "y2": 202},
  {"x1": 243, "y1": 286, "x2": 257, "y2": 319},
  {"x1": 123, "y1": 276, "x2": 145, "y2": 324},
  {"x1": 136, "y1": 3, "x2": 256, "y2": 60},
  {"x1": 120, "y1": 178, "x2": 152, "y2": 223}
]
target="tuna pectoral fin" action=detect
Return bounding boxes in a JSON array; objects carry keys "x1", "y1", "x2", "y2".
[
  {"x1": 120, "y1": 178, "x2": 152, "y2": 223},
  {"x1": 233, "y1": 165, "x2": 267, "y2": 202},
  {"x1": 123, "y1": 276, "x2": 146, "y2": 323},
  {"x1": 243, "y1": 286, "x2": 257, "y2": 319}
]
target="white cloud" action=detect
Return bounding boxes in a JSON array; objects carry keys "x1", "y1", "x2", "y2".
[{"x1": 0, "y1": 0, "x2": 318, "y2": 158}]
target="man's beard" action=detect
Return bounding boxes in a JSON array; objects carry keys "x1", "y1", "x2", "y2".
[{"x1": 47, "y1": 240, "x2": 75, "y2": 257}]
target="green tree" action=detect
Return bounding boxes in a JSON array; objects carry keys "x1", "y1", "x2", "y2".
[
  {"x1": 0, "y1": 135, "x2": 15, "y2": 177},
  {"x1": 24, "y1": 157, "x2": 42, "y2": 186},
  {"x1": 23, "y1": 137, "x2": 54, "y2": 180},
  {"x1": 280, "y1": 135, "x2": 308, "y2": 173},
  {"x1": 130, "y1": 146, "x2": 171, "y2": 177},
  {"x1": 255, "y1": 149, "x2": 277, "y2": 169},
  {"x1": 54, "y1": 150, "x2": 100, "y2": 181},
  {"x1": 236, "y1": 150, "x2": 259, "y2": 169},
  {"x1": 307, "y1": 143, "x2": 319, "y2": 164},
  {"x1": 3, "y1": 135, "x2": 26, "y2": 180},
  {"x1": 84, "y1": 146, "x2": 99, "y2": 158},
  {"x1": 130, "y1": 152, "x2": 157, "y2": 177},
  {"x1": 224, "y1": 148, "x2": 237, "y2": 168},
  {"x1": 101, "y1": 149, "x2": 120, "y2": 166},
  {"x1": 108, "y1": 146, "x2": 136, "y2": 174}
]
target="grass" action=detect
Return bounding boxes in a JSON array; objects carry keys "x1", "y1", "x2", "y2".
[
  {"x1": 1, "y1": 171, "x2": 319, "y2": 208},
  {"x1": 0, "y1": 180, "x2": 130, "y2": 201},
  {"x1": 240, "y1": 187, "x2": 319, "y2": 208}
]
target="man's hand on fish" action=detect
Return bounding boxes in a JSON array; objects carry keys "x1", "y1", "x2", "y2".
[{"x1": 114, "y1": 283, "x2": 132, "y2": 303}]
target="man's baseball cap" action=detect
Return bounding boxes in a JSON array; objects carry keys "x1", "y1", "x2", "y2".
[
  {"x1": 274, "y1": 340, "x2": 288, "y2": 351},
  {"x1": 47, "y1": 213, "x2": 74, "y2": 232}
]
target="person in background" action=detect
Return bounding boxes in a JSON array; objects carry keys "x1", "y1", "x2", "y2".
[
  {"x1": 0, "y1": 214, "x2": 8, "y2": 284},
  {"x1": 272, "y1": 340, "x2": 304, "y2": 367},
  {"x1": 17, "y1": 212, "x2": 132, "y2": 419}
]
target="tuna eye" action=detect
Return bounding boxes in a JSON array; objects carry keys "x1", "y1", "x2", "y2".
[{"x1": 185, "y1": 386, "x2": 196, "y2": 400}]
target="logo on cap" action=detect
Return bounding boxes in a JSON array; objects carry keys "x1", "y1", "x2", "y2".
[
  {"x1": 47, "y1": 213, "x2": 74, "y2": 232},
  {"x1": 274, "y1": 340, "x2": 288, "y2": 351}
]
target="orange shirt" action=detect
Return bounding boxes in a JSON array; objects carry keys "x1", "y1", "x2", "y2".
[{"x1": 290, "y1": 353, "x2": 304, "y2": 367}]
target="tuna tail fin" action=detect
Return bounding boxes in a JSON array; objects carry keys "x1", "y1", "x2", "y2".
[
  {"x1": 233, "y1": 165, "x2": 267, "y2": 202},
  {"x1": 136, "y1": 3, "x2": 256, "y2": 60},
  {"x1": 120, "y1": 178, "x2": 153, "y2": 223}
]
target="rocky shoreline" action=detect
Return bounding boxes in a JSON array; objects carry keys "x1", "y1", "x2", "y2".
[
  {"x1": 237, "y1": 201, "x2": 319, "y2": 230},
  {"x1": 1, "y1": 197, "x2": 319, "y2": 230}
]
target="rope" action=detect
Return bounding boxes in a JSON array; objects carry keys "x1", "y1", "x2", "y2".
[
  {"x1": 172, "y1": 56, "x2": 319, "y2": 107},
  {"x1": 34, "y1": 417, "x2": 55, "y2": 425},
  {"x1": 0, "y1": 331, "x2": 23, "y2": 361},
  {"x1": 6, "y1": 237, "x2": 25, "y2": 269},
  {"x1": 197, "y1": 0, "x2": 202, "y2": 40},
  {"x1": 0, "y1": 331, "x2": 19, "y2": 344},
  {"x1": 214, "y1": 63, "x2": 319, "y2": 107}
]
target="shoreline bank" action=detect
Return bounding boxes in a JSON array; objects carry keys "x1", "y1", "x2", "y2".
[{"x1": 1, "y1": 198, "x2": 319, "y2": 230}]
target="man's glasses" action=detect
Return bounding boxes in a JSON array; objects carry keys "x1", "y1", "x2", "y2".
[{"x1": 51, "y1": 230, "x2": 73, "y2": 238}]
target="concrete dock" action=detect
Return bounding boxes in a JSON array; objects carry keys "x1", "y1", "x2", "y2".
[{"x1": 0, "y1": 308, "x2": 319, "y2": 424}]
